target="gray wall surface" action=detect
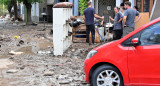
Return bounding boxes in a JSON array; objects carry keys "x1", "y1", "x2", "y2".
[{"x1": 150, "y1": 0, "x2": 160, "y2": 21}]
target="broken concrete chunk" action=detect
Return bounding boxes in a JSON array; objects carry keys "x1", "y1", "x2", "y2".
[
  {"x1": 71, "y1": 49, "x2": 75, "y2": 52},
  {"x1": 38, "y1": 51, "x2": 52, "y2": 55},
  {"x1": 59, "y1": 80, "x2": 70, "y2": 84},
  {"x1": 57, "y1": 74, "x2": 69, "y2": 80},
  {"x1": 19, "y1": 40, "x2": 24, "y2": 45},
  {"x1": 6, "y1": 69, "x2": 18, "y2": 73},
  {"x1": 44, "y1": 71, "x2": 54, "y2": 76},
  {"x1": 9, "y1": 50, "x2": 24, "y2": 55}
]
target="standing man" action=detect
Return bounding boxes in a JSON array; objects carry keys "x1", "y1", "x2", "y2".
[
  {"x1": 123, "y1": 1, "x2": 140, "y2": 36},
  {"x1": 83, "y1": 1, "x2": 104, "y2": 45}
]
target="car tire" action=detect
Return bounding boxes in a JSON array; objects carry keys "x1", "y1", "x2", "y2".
[{"x1": 91, "y1": 65, "x2": 124, "y2": 86}]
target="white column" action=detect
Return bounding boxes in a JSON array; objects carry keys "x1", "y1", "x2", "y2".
[
  {"x1": 53, "y1": 8, "x2": 73, "y2": 56},
  {"x1": 92, "y1": 0, "x2": 94, "y2": 8},
  {"x1": 116, "y1": 0, "x2": 123, "y2": 7},
  {"x1": 129, "y1": 0, "x2": 135, "y2": 8},
  {"x1": 31, "y1": 4, "x2": 34, "y2": 17},
  {"x1": 95, "y1": 0, "x2": 98, "y2": 13},
  {"x1": 36, "y1": 3, "x2": 39, "y2": 17},
  {"x1": 34, "y1": 3, "x2": 36, "y2": 16}
]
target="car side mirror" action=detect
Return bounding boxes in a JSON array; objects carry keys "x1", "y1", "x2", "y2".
[{"x1": 131, "y1": 38, "x2": 139, "y2": 46}]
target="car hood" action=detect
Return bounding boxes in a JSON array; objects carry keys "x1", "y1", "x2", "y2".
[{"x1": 94, "y1": 40, "x2": 119, "y2": 51}]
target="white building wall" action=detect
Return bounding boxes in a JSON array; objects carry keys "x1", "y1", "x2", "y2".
[
  {"x1": 31, "y1": 2, "x2": 39, "y2": 23},
  {"x1": 47, "y1": 0, "x2": 55, "y2": 5},
  {"x1": 20, "y1": 3, "x2": 25, "y2": 20},
  {"x1": 129, "y1": 0, "x2": 135, "y2": 8},
  {"x1": 115, "y1": 0, "x2": 134, "y2": 7},
  {"x1": 116, "y1": 0, "x2": 123, "y2": 6}
]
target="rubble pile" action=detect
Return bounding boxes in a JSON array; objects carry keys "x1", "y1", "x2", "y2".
[{"x1": 0, "y1": 35, "x2": 11, "y2": 43}]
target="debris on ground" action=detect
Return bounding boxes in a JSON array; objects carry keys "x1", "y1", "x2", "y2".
[
  {"x1": 14, "y1": 36, "x2": 20, "y2": 39},
  {"x1": 0, "y1": 24, "x2": 101, "y2": 85},
  {"x1": 43, "y1": 71, "x2": 54, "y2": 76},
  {"x1": 19, "y1": 40, "x2": 24, "y2": 45},
  {"x1": 37, "y1": 50, "x2": 53, "y2": 56},
  {"x1": 6, "y1": 69, "x2": 18, "y2": 73},
  {"x1": 9, "y1": 50, "x2": 24, "y2": 55},
  {"x1": 0, "y1": 59, "x2": 14, "y2": 69},
  {"x1": 0, "y1": 35, "x2": 11, "y2": 43}
]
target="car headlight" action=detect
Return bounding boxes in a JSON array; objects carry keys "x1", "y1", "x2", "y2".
[{"x1": 86, "y1": 50, "x2": 97, "y2": 59}]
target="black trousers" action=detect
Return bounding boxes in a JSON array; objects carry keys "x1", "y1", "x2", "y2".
[
  {"x1": 86, "y1": 24, "x2": 95, "y2": 43},
  {"x1": 113, "y1": 29, "x2": 123, "y2": 40}
]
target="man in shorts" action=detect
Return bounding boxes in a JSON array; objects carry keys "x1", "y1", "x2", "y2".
[{"x1": 123, "y1": 1, "x2": 140, "y2": 36}]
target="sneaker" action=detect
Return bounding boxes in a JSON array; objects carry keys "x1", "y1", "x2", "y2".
[{"x1": 92, "y1": 43, "x2": 96, "y2": 45}]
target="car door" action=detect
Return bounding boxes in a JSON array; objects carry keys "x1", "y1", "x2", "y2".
[{"x1": 128, "y1": 22, "x2": 160, "y2": 85}]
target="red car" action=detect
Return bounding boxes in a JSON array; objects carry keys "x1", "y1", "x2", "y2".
[{"x1": 84, "y1": 18, "x2": 160, "y2": 86}]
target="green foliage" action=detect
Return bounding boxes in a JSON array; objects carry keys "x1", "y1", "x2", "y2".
[
  {"x1": 79, "y1": 0, "x2": 88, "y2": 15},
  {"x1": 0, "y1": 0, "x2": 43, "y2": 5},
  {"x1": 0, "y1": 4, "x2": 8, "y2": 16},
  {"x1": 0, "y1": 0, "x2": 11, "y2": 5},
  {"x1": 17, "y1": 0, "x2": 44, "y2": 4}
]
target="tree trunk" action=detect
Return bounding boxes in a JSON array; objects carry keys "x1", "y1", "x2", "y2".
[
  {"x1": 26, "y1": 5, "x2": 32, "y2": 24},
  {"x1": 24, "y1": 1, "x2": 32, "y2": 25},
  {"x1": 13, "y1": 0, "x2": 18, "y2": 20},
  {"x1": 8, "y1": 5, "x2": 12, "y2": 18},
  {"x1": 8, "y1": 0, "x2": 14, "y2": 18}
]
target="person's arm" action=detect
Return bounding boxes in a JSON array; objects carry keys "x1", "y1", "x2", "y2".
[
  {"x1": 118, "y1": 13, "x2": 123, "y2": 23},
  {"x1": 92, "y1": 8, "x2": 104, "y2": 20},
  {"x1": 135, "y1": 11, "x2": 141, "y2": 23},
  {"x1": 83, "y1": 15, "x2": 85, "y2": 21},
  {"x1": 94, "y1": 14, "x2": 104, "y2": 20},
  {"x1": 123, "y1": 10, "x2": 128, "y2": 28},
  {"x1": 123, "y1": 16, "x2": 127, "y2": 28},
  {"x1": 135, "y1": 15, "x2": 141, "y2": 23},
  {"x1": 109, "y1": 16, "x2": 114, "y2": 21},
  {"x1": 118, "y1": 18, "x2": 123, "y2": 23}
]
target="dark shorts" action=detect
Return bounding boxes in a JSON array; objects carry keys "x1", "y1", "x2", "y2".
[{"x1": 123, "y1": 27, "x2": 134, "y2": 37}]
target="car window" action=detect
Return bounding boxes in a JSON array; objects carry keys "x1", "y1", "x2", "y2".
[
  {"x1": 121, "y1": 31, "x2": 141, "y2": 47},
  {"x1": 140, "y1": 22, "x2": 160, "y2": 46}
]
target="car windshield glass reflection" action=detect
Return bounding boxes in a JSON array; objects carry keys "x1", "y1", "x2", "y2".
[{"x1": 140, "y1": 22, "x2": 160, "y2": 45}]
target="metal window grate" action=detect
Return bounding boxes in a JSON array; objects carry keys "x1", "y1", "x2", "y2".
[{"x1": 98, "y1": 0, "x2": 116, "y2": 23}]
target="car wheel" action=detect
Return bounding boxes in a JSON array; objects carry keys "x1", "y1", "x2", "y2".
[{"x1": 91, "y1": 65, "x2": 124, "y2": 86}]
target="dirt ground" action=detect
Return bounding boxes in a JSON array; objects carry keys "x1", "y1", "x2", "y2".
[{"x1": 0, "y1": 23, "x2": 103, "y2": 86}]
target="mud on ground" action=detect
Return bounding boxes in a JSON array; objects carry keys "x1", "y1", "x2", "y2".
[{"x1": 0, "y1": 24, "x2": 103, "y2": 86}]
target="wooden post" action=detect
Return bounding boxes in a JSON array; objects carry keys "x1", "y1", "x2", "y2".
[
  {"x1": 141, "y1": 0, "x2": 144, "y2": 12},
  {"x1": 107, "y1": 17, "x2": 110, "y2": 42}
]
